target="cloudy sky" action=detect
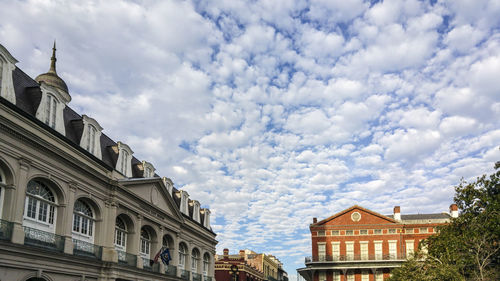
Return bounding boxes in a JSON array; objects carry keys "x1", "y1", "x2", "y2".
[{"x1": 2, "y1": 0, "x2": 500, "y2": 276}]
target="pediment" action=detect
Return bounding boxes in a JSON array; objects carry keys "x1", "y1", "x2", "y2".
[
  {"x1": 119, "y1": 178, "x2": 184, "y2": 222},
  {"x1": 315, "y1": 205, "x2": 396, "y2": 226}
]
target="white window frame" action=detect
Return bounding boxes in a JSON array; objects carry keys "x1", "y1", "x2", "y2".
[
  {"x1": 346, "y1": 241, "x2": 354, "y2": 261},
  {"x1": 374, "y1": 241, "x2": 383, "y2": 260},
  {"x1": 203, "y1": 253, "x2": 210, "y2": 276},
  {"x1": 72, "y1": 199, "x2": 95, "y2": 243},
  {"x1": 45, "y1": 94, "x2": 57, "y2": 128},
  {"x1": 0, "y1": 167, "x2": 5, "y2": 219},
  {"x1": 192, "y1": 248, "x2": 200, "y2": 272},
  {"x1": 23, "y1": 180, "x2": 57, "y2": 233},
  {"x1": 375, "y1": 270, "x2": 383, "y2": 281},
  {"x1": 361, "y1": 270, "x2": 369, "y2": 281},
  {"x1": 332, "y1": 271, "x2": 340, "y2": 281},
  {"x1": 389, "y1": 240, "x2": 397, "y2": 259},
  {"x1": 360, "y1": 241, "x2": 368, "y2": 260},
  {"x1": 179, "y1": 243, "x2": 187, "y2": 269},
  {"x1": 114, "y1": 217, "x2": 127, "y2": 251},
  {"x1": 406, "y1": 240, "x2": 414, "y2": 257},
  {"x1": 331, "y1": 241, "x2": 340, "y2": 261},
  {"x1": 347, "y1": 271, "x2": 354, "y2": 281},
  {"x1": 140, "y1": 228, "x2": 151, "y2": 266},
  {"x1": 319, "y1": 272, "x2": 326, "y2": 281}
]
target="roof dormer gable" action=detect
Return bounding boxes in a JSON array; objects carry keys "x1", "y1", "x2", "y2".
[
  {"x1": 201, "y1": 208, "x2": 211, "y2": 229},
  {"x1": 313, "y1": 205, "x2": 396, "y2": 227},
  {"x1": 35, "y1": 85, "x2": 70, "y2": 135},
  {"x1": 79, "y1": 115, "x2": 103, "y2": 159},
  {"x1": 115, "y1": 141, "x2": 133, "y2": 177},
  {"x1": 142, "y1": 161, "x2": 155, "y2": 178},
  {"x1": 0, "y1": 44, "x2": 18, "y2": 104},
  {"x1": 179, "y1": 190, "x2": 189, "y2": 215},
  {"x1": 162, "y1": 177, "x2": 174, "y2": 195},
  {"x1": 191, "y1": 200, "x2": 201, "y2": 223}
]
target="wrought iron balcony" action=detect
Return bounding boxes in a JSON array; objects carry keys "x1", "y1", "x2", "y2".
[
  {"x1": 73, "y1": 239, "x2": 102, "y2": 259},
  {"x1": 204, "y1": 275, "x2": 212, "y2": 281},
  {"x1": 23, "y1": 226, "x2": 64, "y2": 252},
  {"x1": 165, "y1": 265, "x2": 177, "y2": 276},
  {"x1": 305, "y1": 253, "x2": 407, "y2": 263},
  {"x1": 142, "y1": 257, "x2": 153, "y2": 270},
  {"x1": 180, "y1": 269, "x2": 190, "y2": 280},
  {"x1": 0, "y1": 219, "x2": 13, "y2": 240},
  {"x1": 117, "y1": 250, "x2": 137, "y2": 267},
  {"x1": 193, "y1": 272, "x2": 202, "y2": 281}
]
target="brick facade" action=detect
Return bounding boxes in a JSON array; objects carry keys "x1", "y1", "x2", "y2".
[{"x1": 298, "y1": 205, "x2": 456, "y2": 281}]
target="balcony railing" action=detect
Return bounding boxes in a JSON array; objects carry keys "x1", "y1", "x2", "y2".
[
  {"x1": 117, "y1": 250, "x2": 137, "y2": 267},
  {"x1": 268, "y1": 276, "x2": 278, "y2": 281},
  {"x1": 142, "y1": 257, "x2": 153, "y2": 270},
  {"x1": 204, "y1": 275, "x2": 212, "y2": 281},
  {"x1": 305, "y1": 253, "x2": 407, "y2": 263},
  {"x1": 23, "y1": 226, "x2": 64, "y2": 252},
  {"x1": 180, "y1": 269, "x2": 190, "y2": 280},
  {"x1": 73, "y1": 239, "x2": 102, "y2": 259},
  {"x1": 165, "y1": 265, "x2": 177, "y2": 276},
  {"x1": 193, "y1": 272, "x2": 202, "y2": 281},
  {"x1": 0, "y1": 219, "x2": 13, "y2": 240}
]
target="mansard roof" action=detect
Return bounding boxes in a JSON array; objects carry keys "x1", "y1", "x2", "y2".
[{"x1": 2, "y1": 44, "x2": 211, "y2": 231}]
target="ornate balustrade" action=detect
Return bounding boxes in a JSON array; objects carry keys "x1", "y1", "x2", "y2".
[
  {"x1": 180, "y1": 269, "x2": 190, "y2": 280},
  {"x1": 193, "y1": 272, "x2": 202, "y2": 281},
  {"x1": 305, "y1": 253, "x2": 407, "y2": 263},
  {"x1": 73, "y1": 239, "x2": 102, "y2": 259},
  {"x1": 0, "y1": 219, "x2": 13, "y2": 240},
  {"x1": 165, "y1": 265, "x2": 177, "y2": 276},
  {"x1": 23, "y1": 226, "x2": 64, "y2": 252},
  {"x1": 117, "y1": 250, "x2": 137, "y2": 267}
]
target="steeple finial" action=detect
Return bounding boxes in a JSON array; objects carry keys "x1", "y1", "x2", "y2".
[{"x1": 49, "y1": 40, "x2": 57, "y2": 74}]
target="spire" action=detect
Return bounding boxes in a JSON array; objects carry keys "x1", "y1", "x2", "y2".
[{"x1": 49, "y1": 40, "x2": 57, "y2": 74}]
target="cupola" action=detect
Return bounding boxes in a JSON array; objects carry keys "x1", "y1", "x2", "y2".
[{"x1": 35, "y1": 41, "x2": 69, "y2": 95}]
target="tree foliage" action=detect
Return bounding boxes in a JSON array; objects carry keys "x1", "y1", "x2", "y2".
[{"x1": 389, "y1": 161, "x2": 500, "y2": 281}]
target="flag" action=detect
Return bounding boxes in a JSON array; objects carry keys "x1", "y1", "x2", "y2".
[
  {"x1": 153, "y1": 247, "x2": 163, "y2": 263},
  {"x1": 160, "y1": 248, "x2": 172, "y2": 265}
]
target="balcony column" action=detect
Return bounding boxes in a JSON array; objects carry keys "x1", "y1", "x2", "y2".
[
  {"x1": 175, "y1": 234, "x2": 182, "y2": 278},
  {"x1": 133, "y1": 214, "x2": 143, "y2": 268},
  {"x1": 101, "y1": 197, "x2": 118, "y2": 262},
  {"x1": 10, "y1": 158, "x2": 30, "y2": 244},
  {"x1": 60, "y1": 182, "x2": 77, "y2": 254},
  {"x1": 157, "y1": 226, "x2": 165, "y2": 273}
]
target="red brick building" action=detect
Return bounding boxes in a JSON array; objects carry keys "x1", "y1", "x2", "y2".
[
  {"x1": 215, "y1": 249, "x2": 265, "y2": 281},
  {"x1": 297, "y1": 204, "x2": 458, "y2": 281}
]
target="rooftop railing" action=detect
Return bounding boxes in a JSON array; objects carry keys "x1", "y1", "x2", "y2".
[
  {"x1": 0, "y1": 219, "x2": 13, "y2": 241},
  {"x1": 305, "y1": 253, "x2": 407, "y2": 263},
  {"x1": 23, "y1": 226, "x2": 64, "y2": 252},
  {"x1": 73, "y1": 239, "x2": 102, "y2": 259}
]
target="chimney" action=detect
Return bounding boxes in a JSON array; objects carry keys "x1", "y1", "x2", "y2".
[
  {"x1": 450, "y1": 204, "x2": 458, "y2": 218},
  {"x1": 223, "y1": 248, "x2": 229, "y2": 257},
  {"x1": 394, "y1": 206, "x2": 401, "y2": 221},
  {"x1": 239, "y1": 250, "x2": 245, "y2": 257},
  {"x1": 313, "y1": 217, "x2": 317, "y2": 223}
]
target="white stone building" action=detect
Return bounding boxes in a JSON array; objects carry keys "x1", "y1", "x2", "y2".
[{"x1": 0, "y1": 43, "x2": 217, "y2": 281}]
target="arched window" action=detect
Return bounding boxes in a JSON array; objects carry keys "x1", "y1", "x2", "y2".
[
  {"x1": 45, "y1": 94, "x2": 58, "y2": 129},
  {"x1": 24, "y1": 180, "x2": 56, "y2": 231},
  {"x1": 140, "y1": 228, "x2": 151, "y2": 256},
  {"x1": 114, "y1": 216, "x2": 127, "y2": 251},
  {"x1": 192, "y1": 248, "x2": 200, "y2": 272},
  {"x1": 203, "y1": 253, "x2": 210, "y2": 276},
  {"x1": 72, "y1": 199, "x2": 94, "y2": 242},
  {"x1": 179, "y1": 242, "x2": 187, "y2": 269},
  {"x1": 163, "y1": 235, "x2": 171, "y2": 249}
]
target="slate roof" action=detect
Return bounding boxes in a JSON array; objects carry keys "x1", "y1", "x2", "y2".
[
  {"x1": 4, "y1": 48, "x2": 211, "y2": 230},
  {"x1": 387, "y1": 213, "x2": 451, "y2": 220}
]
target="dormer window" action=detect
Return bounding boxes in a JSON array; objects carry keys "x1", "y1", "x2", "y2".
[
  {"x1": 45, "y1": 94, "x2": 57, "y2": 128},
  {"x1": 115, "y1": 142, "x2": 133, "y2": 177},
  {"x1": 201, "y1": 208, "x2": 211, "y2": 228},
  {"x1": 192, "y1": 200, "x2": 201, "y2": 223},
  {"x1": 0, "y1": 44, "x2": 18, "y2": 104},
  {"x1": 142, "y1": 161, "x2": 155, "y2": 178},
  {"x1": 180, "y1": 190, "x2": 189, "y2": 215},
  {"x1": 80, "y1": 115, "x2": 103, "y2": 159}
]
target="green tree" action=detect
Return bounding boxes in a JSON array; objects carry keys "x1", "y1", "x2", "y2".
[{"x1": 389, "y1": 161, "x2": 500, "y2": 281}]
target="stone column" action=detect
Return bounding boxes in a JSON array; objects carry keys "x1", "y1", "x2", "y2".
[
  {"x1": 133, "y1": 214, "x2": 143, "y2": 268},
  {"x1": 61, "y1": 182, "x2": 77, "y2": 254},
  {"x1": 101, "y1": 198, "x2": 118, "y2": 262},
  {"x1": 157, "y1": 226, "x2": 165, "y2": 273},
  {"x1": 10, "y1": 158, "x2": 30, "y2": 244}
]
